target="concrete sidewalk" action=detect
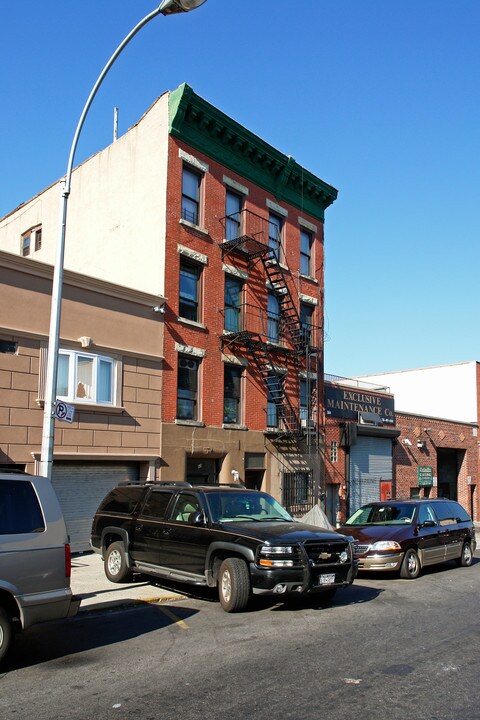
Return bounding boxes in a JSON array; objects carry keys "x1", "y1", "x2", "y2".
[{"x1": 71, "y1": 552, "x2": 185, "y2": 613}]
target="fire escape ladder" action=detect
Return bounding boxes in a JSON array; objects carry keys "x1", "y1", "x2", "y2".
[
  {"x1": 246, "y1": 334, "x2": 301, "y2": 437},
  {"x1": 260, "y1": 249, "x2": 305, "y2": 353}
]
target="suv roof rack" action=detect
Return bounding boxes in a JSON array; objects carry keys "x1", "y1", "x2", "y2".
[
  {"x1": 154, "y1": 480, "x2": 193, "y2": 487},
  {"x1": 217, "y1": 482, "x2": 247, "y2": 488}
]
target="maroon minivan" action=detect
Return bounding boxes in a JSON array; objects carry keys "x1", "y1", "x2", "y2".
[{"x1": 340, "y1": 499, "x2": 476, "y2": 579}]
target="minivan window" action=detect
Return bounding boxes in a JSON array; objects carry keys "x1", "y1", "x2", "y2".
[
  {"x1": 346, "y1": 503, "x2": 415, "y2": 526},
  {"x1": 434, "y1": 501, "x2": 470, "y2": 525},
  {"x1": 100, "y1": 487, "x2": 142, "y2": 515},
  {"x1": 0, "y1": 480, "x2": 45, "y2": 534},
  {"x1": 417, "y1": 503, "x2": 437, "y2": 526}
]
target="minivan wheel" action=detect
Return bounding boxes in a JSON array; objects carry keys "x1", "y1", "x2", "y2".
[
  {"x1": 400, "y1": 548, "x2": 420, "y2": 579},
  {"x1": 218, "y1": 558, "x2": 251, "y2": 612},
  {"x1": 0, "y1": 607, "x2": 13, "y2": 663},
  {"x1": 104, "y1": 542, "x2": 133, "y2": 583},
  {"x1": 456, "y1": 542, "x2": 473, "y2": 568}
]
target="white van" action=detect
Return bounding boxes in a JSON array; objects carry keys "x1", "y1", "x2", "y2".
[{"x1": 0, "y1": 472, "x2": 80, "y2": 661}]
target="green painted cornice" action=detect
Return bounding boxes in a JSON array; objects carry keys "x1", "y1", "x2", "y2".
[{"x1": 169, "y1": 84, "x2": 337, "y2": 222}]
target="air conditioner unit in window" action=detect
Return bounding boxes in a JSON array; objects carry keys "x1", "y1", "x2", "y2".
[{"x1": 301, "y1": 418, "x2": 316, "y2": 432}]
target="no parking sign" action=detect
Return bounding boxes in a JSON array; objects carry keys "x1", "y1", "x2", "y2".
[{"x1": 54, "y1": 400, "x2": 75, "y2": 423}]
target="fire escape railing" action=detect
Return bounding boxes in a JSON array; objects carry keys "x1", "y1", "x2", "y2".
[{"x1": 219, "y1": 209, "x2": 320, "y2": 439}]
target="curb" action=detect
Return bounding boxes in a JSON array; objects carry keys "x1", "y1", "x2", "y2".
[{"x1": 77, "y1": 594, "x2": 185, "y2": 615}]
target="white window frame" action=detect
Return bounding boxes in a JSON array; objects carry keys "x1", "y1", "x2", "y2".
[
  {"x1": 56, "y1": 349, "x2": 117, "y2": 406},
  {"x1": 330, "y1": 440, "x2": 338, "y2": 463}
]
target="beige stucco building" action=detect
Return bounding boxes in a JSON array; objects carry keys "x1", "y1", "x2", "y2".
[{"x1": 0, "y1": 250, "x2": 164, "y2": 550}]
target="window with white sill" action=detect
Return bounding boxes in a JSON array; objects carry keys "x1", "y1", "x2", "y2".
[{"x1": 56, "y1": 350, "x2": 116, "y2": 405}]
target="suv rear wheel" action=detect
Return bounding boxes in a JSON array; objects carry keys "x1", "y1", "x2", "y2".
[
  {"x1": 218, "y1": 558, "x2": 250, "y2": 612},
  {"x1": 0, "y1": 607, "x2": 13, "y2": 663},
  {"x1": 104, "y1": 541, "x2": 133, "y2": 583}
]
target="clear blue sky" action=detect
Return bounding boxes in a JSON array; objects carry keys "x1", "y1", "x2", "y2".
[{"x1": 2, "y1": 1, "x2": 480, "y2": 378}]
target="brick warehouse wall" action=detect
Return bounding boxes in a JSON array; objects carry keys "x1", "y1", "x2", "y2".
[
  {"x1": 324, "y1": 411, "x2": 479, "y2": 523},
  {"x1": 394, "y1": 412, "x2": 478, "y2": 520},
  {"x1": 324, "y1": 417, "x2": 347, "y2": 522}
]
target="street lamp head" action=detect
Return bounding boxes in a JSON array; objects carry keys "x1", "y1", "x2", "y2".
[{"x1": 159, "y1": 0, "x2": 207, "y2": 14}]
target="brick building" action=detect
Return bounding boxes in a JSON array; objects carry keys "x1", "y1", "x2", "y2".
[
  {"x1": 0, "y1": 84, "x2": 337, "y2": 527},
  {"x1": 394, "y1": 412, "x2": 477, "y2": 520}
]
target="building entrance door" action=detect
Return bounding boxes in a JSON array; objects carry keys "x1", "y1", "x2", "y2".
[
  {"x1": 437, "y1": 448, "x2": 461, "y2": 501},
  {"x1": 186, "y1": 457, "x2": 220, "y2": 485}
]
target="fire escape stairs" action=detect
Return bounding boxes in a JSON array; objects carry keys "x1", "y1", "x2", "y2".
[
  {"x1": 244, "y1": 333, "x2": 302, "y2": 438},
  {"x1": 219, "y1": 212, "x2": 315, "y2": 440},
  {"x1": 259, "y1": 248, "x2": 306, "y2": 354}
]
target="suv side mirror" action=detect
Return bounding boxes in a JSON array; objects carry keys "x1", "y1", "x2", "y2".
[
  {"x1": 191, "y1": 511, "x2": 207, "y2": 526},
  {"x1": 420, "y1": 519, "x2": 436, "y2": 528}
]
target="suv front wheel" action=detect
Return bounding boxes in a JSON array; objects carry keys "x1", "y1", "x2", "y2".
[
  {"x1": 218, "y1": 558, "x2": 251, "y2": 612},
  {"x1": 104, "y1": 541, "x2": 133, "y2": 583}
]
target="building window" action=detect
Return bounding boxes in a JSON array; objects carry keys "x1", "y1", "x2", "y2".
[
  {"x1": 300, "y1": 302, "x2": 314, "y2": 345},
  {"x1": 34, "y1": 227, "x2": 42, "y2": 251},
  {"x1": 266, "y1": 373, "x2": 283, "y2": 427},
  {"x1": 224, "y1": 365, "x2": 242, "y2": 424},
  {"x1": 56, "y1": 350, "x2": 115, "y2": 404},
  {"x1": 182, "y1": 166, "x2": 201, "y2": 225},
  {"x1": 21, "y1": 225, "x2": 42, "y2": 257},
  {"x1": 224, "y1": 276, "x2": 243, "y2": 332},
  {"x1": 300, "y1": 228, "x2": 313, "y2": 275},
  {"x1": 225, "y1": 190, "x2": 243, "y2": 241},
  {"x1": 330, "y1": 441, "x2": 338, "y2": 463},
  {"x1": 267, "y1": 292, "x2": 280, "y2": 343},
  {"x1": 268, "y1": 213, "x2": 283, "y2": 259},
  {"x1": 300, "y1": 376, "x2": 316, "y2": 430},
  {"x1": 177, "y1": 356, "x2": 200, "y2": 420},
  {"x1": 179, "y1": 259, "x2": 201, "y2": 322},
  {"x1": 282, "y1": 471, "x2": 312, "y2": 510},
  {"x1": 21, "y1": 232, "x2": 31, "y2": 256},
  {"x1": 300, "y1": 379, "x2": 308, "y2": 422}
]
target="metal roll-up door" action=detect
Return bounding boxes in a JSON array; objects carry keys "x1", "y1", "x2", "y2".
[
  {"x1": 52, "y1": 461, "x2": 140, "y2": 553},
  {"x1": 349, "y1": 436, "x2": 392, "y2": 514}
]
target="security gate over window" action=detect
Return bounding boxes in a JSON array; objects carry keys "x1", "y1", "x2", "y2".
[{"x1": 282, "y1": 471, "x2": 313, "y2": 516}]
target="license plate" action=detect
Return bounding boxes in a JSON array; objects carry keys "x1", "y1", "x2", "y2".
[{"x1": 318, "y1": 573, "x2": 335, "y2": 585}]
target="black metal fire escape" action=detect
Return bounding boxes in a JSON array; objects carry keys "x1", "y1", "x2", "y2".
[{"x1": 219, "y1": 209, "x2": 318, "y2": 438}]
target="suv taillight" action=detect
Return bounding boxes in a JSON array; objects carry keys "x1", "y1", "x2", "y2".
[{"x1": 65, "y1": 543, "x2": 72, "y2": 578}]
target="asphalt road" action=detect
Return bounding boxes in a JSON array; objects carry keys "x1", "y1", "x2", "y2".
[{"x1": 1, "y1": 556, "x2": 480, "y2": 720}]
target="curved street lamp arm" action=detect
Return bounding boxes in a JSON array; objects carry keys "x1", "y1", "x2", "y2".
[{"x1": 64, "y1": 5, "x2": 163, "y2": 195}]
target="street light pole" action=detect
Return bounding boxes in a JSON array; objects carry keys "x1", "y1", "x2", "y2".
[{"x1": 39, "y1": 0, "x2": 207, "y2": 479}]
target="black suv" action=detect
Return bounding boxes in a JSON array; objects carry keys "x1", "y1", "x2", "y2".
[{"x1": 91, "y1": 483, "x2": 357, "y2": 612}]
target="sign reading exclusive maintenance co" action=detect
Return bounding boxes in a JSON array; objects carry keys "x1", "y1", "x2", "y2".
[{"x1": 325, "y1": 385, "x2": 395, "y2": 425}]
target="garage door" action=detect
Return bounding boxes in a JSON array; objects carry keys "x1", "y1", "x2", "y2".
[
  {"x1": 350, "y1": 437, "x2": 392, "y2": 514},
  {"x1": 52, "y1": 461, "x2": 140, "y2": 553}
]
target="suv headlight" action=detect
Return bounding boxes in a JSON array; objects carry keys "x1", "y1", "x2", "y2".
[
  {"x1": 258, "y1": 545, "x2": 296, "y2": 568},
  {"x1": 370, "y1": 541, "x2": 402, "y2": 552}
]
